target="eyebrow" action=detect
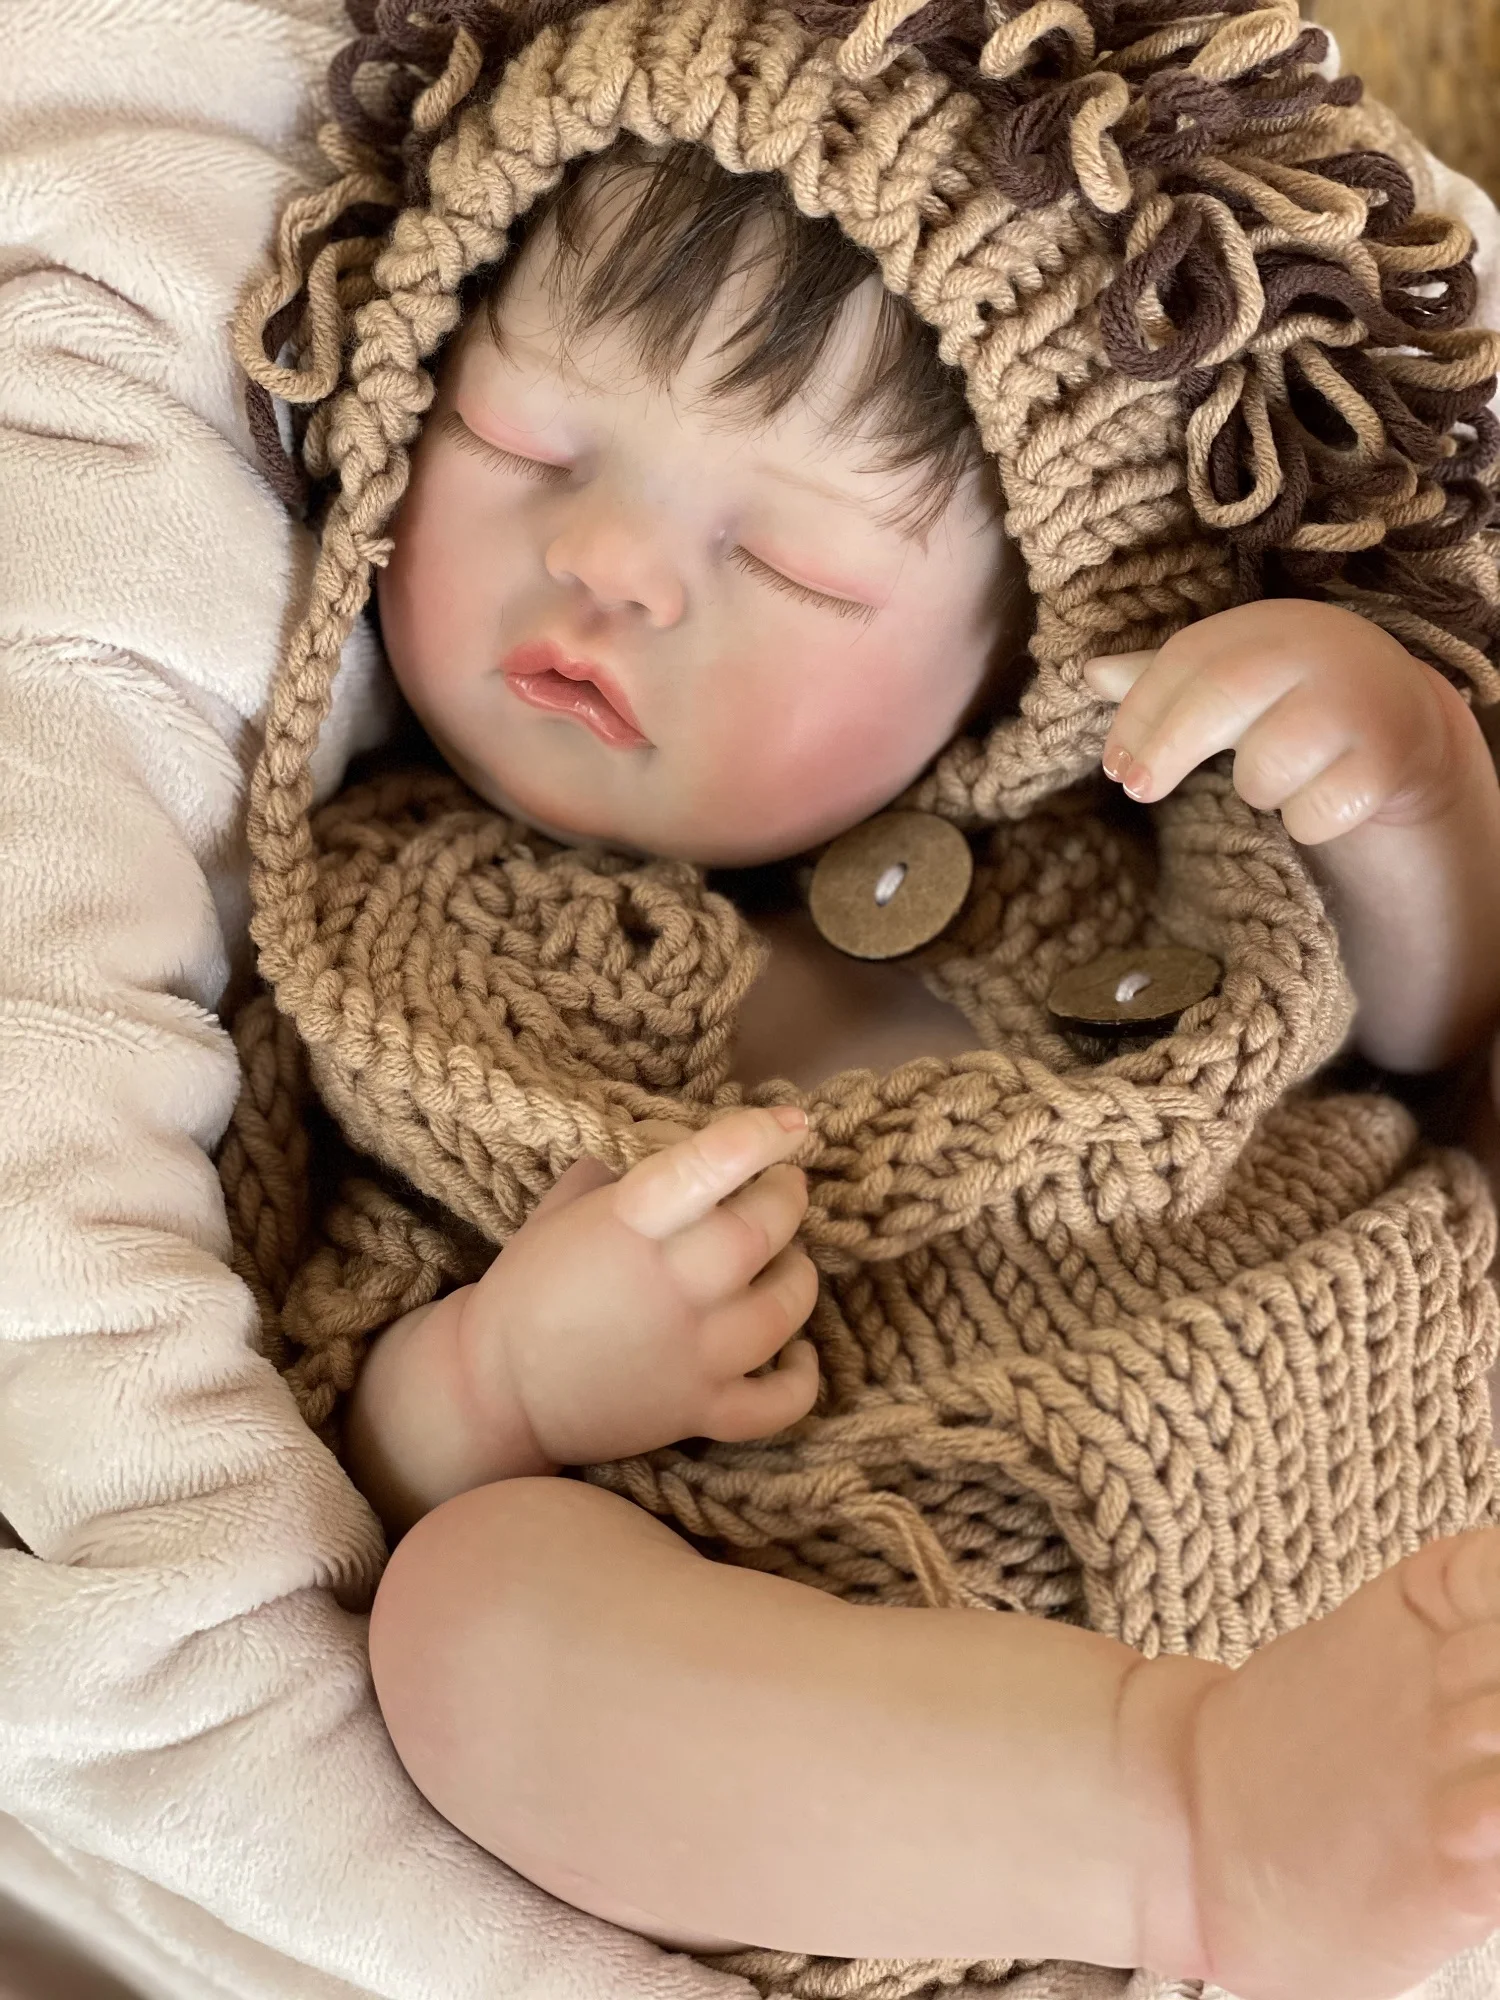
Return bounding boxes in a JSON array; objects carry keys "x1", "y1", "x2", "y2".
[
  {"x1": 485, "y1": 322, "x2": 929, "y2": 542},
  {"x1": 751, "y1": 457, "x2": 922, "y2": 541},
  {"x1": 486, "y1": 320, "x2": 597, "y2": 395}
]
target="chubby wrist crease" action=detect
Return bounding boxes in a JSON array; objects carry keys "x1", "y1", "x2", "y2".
[
  {"x1": 448, "y1": 1283, "x2": 560, "y2": 1476},
  {"x1": 1368, "y1": 676, "x2": 1487, "y2": 833}
]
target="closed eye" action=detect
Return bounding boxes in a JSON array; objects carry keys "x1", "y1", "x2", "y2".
[
  {"x1": 442, "y1": 410, "x2": 568, "y2": 483},
  {"x1": 442, "y1": 412, "x2": 874, "y2": 621},
  {"x1": 727, "y1": 546, "x2": 874, "y2": 623}
]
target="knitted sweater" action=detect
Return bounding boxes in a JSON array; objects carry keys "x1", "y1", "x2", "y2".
[{"x1": 234, "y1": 758, "x2": 1500, "y2": 1666}]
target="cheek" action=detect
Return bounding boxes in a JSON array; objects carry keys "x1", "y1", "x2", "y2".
[
  {"x1": 377, "y1": 472, "x2": 509, "y2": 710},
  {"x1": 710, "y1": 627, "x2": 953, "y2": 831},
  {"x1": 808, "y1": 611, "x2": 979, "y2": 764}
]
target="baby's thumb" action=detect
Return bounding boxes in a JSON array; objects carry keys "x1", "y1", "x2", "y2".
[{"x1": 1082, "y1": 649, "x2": 1155, "y2": 702}]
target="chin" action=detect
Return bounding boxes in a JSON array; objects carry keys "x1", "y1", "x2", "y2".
[
  {"x1": 436, "y1": 740, "x2": 839, "y2": 871},
  {"x1": 659, "y1": 835, "x2": 812, "y2": 870},
  {"x1": 461, "y1": 765, "x2": 657, "y2": 859},
  {"x1": 434, "y1": 743, "x2": 579, "y2": 841}
]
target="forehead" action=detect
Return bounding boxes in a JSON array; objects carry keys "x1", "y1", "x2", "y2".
[
  {"x1": 491, "y1": 165, "x2": 888, "y2": 414},
  {"x1": 453, "y1": 145, "x2": 1001, "y2": 541}
]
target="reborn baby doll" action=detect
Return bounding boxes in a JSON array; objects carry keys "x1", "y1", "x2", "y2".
[
  {"x1": 223, "y1": 4, "x2": 1500, "y2": 1998},
  {"x1": 352, "y1": 151, "x2": 1500, "y2": 1990}
]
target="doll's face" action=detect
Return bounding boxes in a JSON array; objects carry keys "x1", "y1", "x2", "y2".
[{"x1": 377, "y1": 183, "x2": 1015, "y2": 867}]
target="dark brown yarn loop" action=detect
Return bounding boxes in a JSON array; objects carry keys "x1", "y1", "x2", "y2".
[
  {"x1": 1099, "y1": 206, "x2": 1238, "y2": 383},
  {"x1": 1311, "y1": 148, "x2": 1417, "y2": 235},
  {"x1": 1127, "y1": 72, "x2": 1240, "y2": 174}
]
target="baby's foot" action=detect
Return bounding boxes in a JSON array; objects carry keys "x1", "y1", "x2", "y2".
[{"x1": 1189, "y1": 1525, "x2": 1500, "y2": 2000}]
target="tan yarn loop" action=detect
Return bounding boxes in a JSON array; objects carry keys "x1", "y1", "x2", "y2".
[
  {"x1": 412, "y1": 23, "x2": 484, "y2": 130},
  {"x1": 1187, "y1": 364, "x2": 1281, "y2": 530},
  {"x1": 232, "y1": 202, "x2": 396, "y2": 406},
  {"x1": 1189, "y1": 6, "x2": 1304, "y2": 84},
  {"x1": 979, "y1": 1, "x2": 1097, "y2": 81},
  {"x1": 1065, "y1": 71, "x2": 1132, "y2": 215},
  {"x1": 835, "y1": 0, "x2": 935, "y2": 80}
]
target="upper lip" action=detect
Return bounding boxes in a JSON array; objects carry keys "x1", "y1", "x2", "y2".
[{"x1": 502, "y1": 638, "x2": 645, "y2": 737}]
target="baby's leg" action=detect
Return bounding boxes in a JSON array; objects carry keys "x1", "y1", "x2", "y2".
[
  {"x1": 369, "y1": 1477, "x2": 1212, "y2": 1971},
  {"x1": 370, "y1": 1476, "x2": 1500, "y2": 1998}
]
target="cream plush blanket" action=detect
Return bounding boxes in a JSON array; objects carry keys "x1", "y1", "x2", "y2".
[{"x1": 1, "y1": 6, "x2": 1499, "y2": 1999}]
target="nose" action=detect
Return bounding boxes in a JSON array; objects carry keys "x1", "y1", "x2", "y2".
[{"x1": 544, "y1": 485, "x2": 686, "y2": 629}]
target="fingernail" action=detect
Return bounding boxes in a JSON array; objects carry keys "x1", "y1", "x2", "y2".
[
  {"x1": 772, "y1": 1106, "x2": 808, "y2": 1132},
  {"x1": 1122, "y1": 759, "x2": 1153, "y2": 800},
  {"x1": 1102, "y1": 744, "x2": 1131, "y2": 783}
]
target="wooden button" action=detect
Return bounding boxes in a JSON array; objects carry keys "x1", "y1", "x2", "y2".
[
  {"x1": 807, "y1": 811, "x2": 974, "y2": 960},
  {"x1": 1048, "y1": 945, "x2": 1221, "y2": 1047}
]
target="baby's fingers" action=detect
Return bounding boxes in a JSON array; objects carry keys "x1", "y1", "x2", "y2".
[
  {"x1": 702, "y1": 1241, "x2": 821, "y2": 1384},
  {"x1": 704, "y1": 1335, "x2": 821, "y2": 1445},
  {"x1": 1098, "y1": 653, "x2": 1297, "y2": 804},
  {"x1": 1085, "y1": 646, "x2": 1201, "y2": 791},
  {"x1": 663, "y1": 1160, "x2": 808, "y2": 1307},
  {"x1": 615, "y1": 1105, "x2": 807, "y2": 1241}
]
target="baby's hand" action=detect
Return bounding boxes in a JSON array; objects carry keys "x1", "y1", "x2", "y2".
[
  {"x1": 1083, "y1": 599, "x2": 1464, "y2": 844},
  {"x1": 455, "y1": 1107, "x2": 820, "y2": 1469}
]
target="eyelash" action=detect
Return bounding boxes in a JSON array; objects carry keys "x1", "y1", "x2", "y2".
[
  {"x1": 446, "y1": 412, "x2": 568, "y2": 484},
  {"x1": 445, "y1": 411, "x2": 873, "y2": 624},
  {"x1": 725, "y1": 546, "x2": 874, "y2": 623}
]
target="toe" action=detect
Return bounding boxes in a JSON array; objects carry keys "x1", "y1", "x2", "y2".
[
  {"x1": 1433, "y1": 1761, "x2": 1500, "y2": 1864},
  {"x1": 1435, "y1": 1691, "x2": 1500, "y2": 1770},
  {"x1": 1435, "y1": 1621, "x2": 1500, "y2": 1704}
]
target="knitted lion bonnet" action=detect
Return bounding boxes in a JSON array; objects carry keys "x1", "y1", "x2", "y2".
[{"x1": 227, "y1": 4, "x2": 1500, "y2": 1993}]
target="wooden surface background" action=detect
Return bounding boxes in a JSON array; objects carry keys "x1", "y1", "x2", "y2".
[{"x1": 1312, "y1": 0, "x2": 1500, "y2": 197}]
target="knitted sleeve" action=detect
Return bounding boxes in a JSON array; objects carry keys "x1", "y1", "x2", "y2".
[{"x1": 0, "y1": 6, "x2": 744, "y2": 1999}]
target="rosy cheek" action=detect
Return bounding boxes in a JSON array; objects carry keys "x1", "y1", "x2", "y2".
[
  {"x1": 379, "y1": 488, "x2": 484, "y2": 705},
  {"x1": 741, "y1": 637, "x2": 920, "y2": 818}
]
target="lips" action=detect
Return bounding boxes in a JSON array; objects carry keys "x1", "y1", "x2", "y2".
[{"x1": 501, "y1": 639, "x2": 648, "y2": 749}]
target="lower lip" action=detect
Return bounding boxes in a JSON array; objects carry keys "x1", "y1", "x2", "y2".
[{"x1": 503, "y1": 666, "x2": 648, "y2": 749}]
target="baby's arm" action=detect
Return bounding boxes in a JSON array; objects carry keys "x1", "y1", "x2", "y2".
[
  {"x1": 1085, "y1": 600, "x2": 1500, "y2": 1073},
  {"x1": 344, "y1": 1110, "x2": 820, "y2": 1536},
  {"x1": 343, "y1": 1288, "x2": 557, "y2": 1535}
]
